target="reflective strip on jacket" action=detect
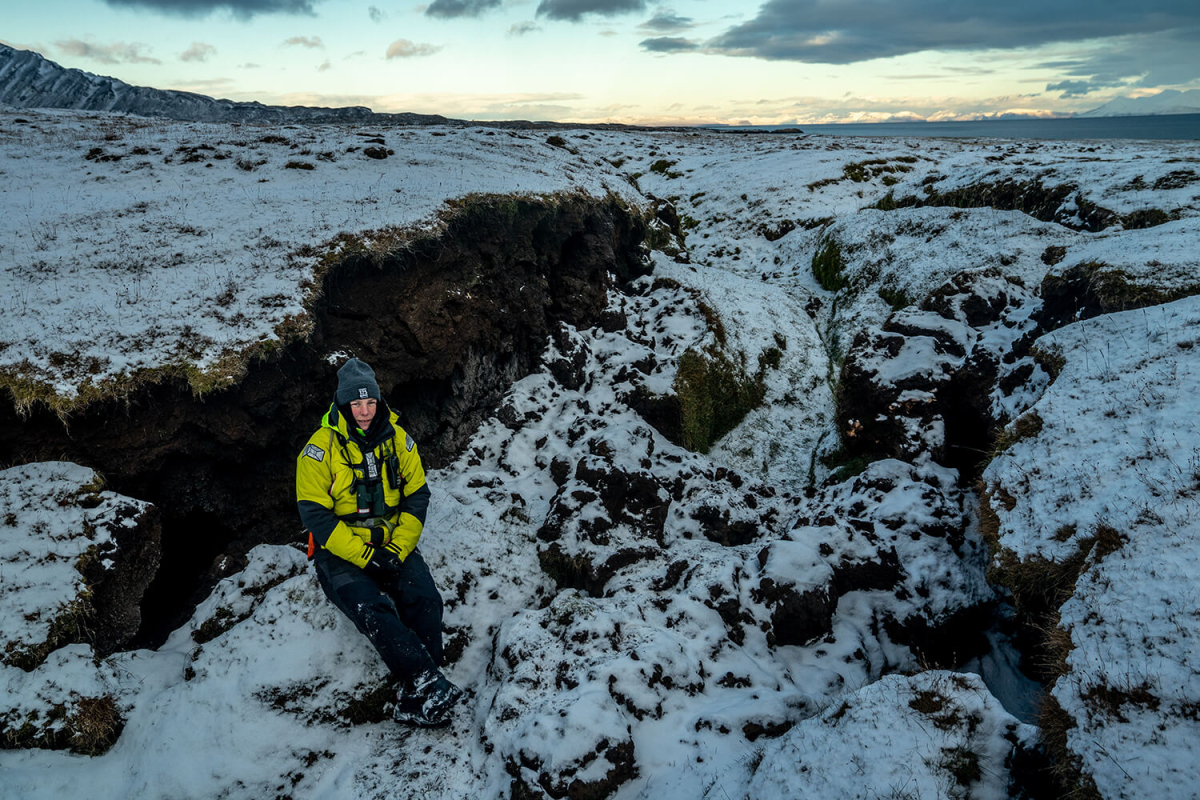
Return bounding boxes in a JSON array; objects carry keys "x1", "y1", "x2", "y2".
[{"x1": 295, "y1": 403, "x2": 430, "y2": 568}]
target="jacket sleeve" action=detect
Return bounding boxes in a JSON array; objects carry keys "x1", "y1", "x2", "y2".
[
  {"x1": 383, "y1": 435, "x2": 429, "y2": 562},
  {"x1": 296, "y1": 437, "x2": 373, "y2": 568}
]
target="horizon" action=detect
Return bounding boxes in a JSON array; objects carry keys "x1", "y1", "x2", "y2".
[{"x1": 3, "y1": 1, "x2": 1199, "y2": 126}]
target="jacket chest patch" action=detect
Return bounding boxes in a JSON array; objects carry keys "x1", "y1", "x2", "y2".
[
  {"x1": 303, "y1": 444, "x2": 325, "y2": 462},
  {"x1": 364, "y1": 451, "x2": 379, "y2": 479}
]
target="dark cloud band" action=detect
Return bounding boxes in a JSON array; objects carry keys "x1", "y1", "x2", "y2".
[
  {"x1": 103, "y1": 0, "x2": 316, "y2": 18},
  {"x1": 639, "y1": 11, "x2": 694, "y2": 33},
  {"x1": 1042, "y1": 27, "x2": 1200, "y2": 90},
  {"x1": 708, "y1": 0, "x2": 1200, "y2": 65},
  {"x1": 536, "y1": 0, "x2": 645, "y2": 22},
  {"x1": 426, "y1": 0, "x2": 501, "y2": 18},
  {"x1": 640, "y1": 37, "x2": 699, "y2": 53}
]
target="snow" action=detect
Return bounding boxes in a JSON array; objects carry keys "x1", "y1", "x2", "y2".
[
  {"x1": 4, "y1": 108, "x2": 1200, "y2": 799},
  {"x1": 735, "y1": 672, "x2": 1036, "y2": 800},
  {"x1": 0, "y1": 462, "x2": 146, "y2": 652},
  {"x1": 0, "y1": 109, "x2": 638, "y2": 400},
  {"x1": 984, "y1": 295, "x2": 1200, "y2": 799}
]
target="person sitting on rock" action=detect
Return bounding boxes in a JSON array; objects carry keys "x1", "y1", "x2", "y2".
[{"x1": 296, "y1": 357, "x2": 462, "y2": 727}]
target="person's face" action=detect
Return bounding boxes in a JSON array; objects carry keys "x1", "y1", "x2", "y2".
[{"x1": 350, "y1": 398, "x2": 377, "y2": 431}]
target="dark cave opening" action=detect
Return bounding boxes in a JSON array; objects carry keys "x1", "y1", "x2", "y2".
[
  {"x1": 939, "y1": 384, "x2": 998, "y2": 487},
  {"x1": 131, "y1": 510, "x2": 239, "y2": 649}
]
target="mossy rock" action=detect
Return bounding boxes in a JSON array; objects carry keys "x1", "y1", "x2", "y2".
[{"x1": 674, "y1": 346, "x2": 766, "y2": 454}]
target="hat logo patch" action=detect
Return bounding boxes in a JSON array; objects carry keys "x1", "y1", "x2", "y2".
[{"x1": 358, "y1": 388, "x2": 369, "y2": 399}]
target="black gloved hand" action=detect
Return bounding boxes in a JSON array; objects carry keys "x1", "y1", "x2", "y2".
[{"x1": 363, "y1": 544, "x2": 404, "y2": 581}]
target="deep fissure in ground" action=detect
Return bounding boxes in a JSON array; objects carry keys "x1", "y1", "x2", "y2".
[
  {"x1": 0, "y1": 194, "x2": 647, "y2": 646},
  {"x1": 3, "y1": 190, "x2": 1072, "y2": 793}
]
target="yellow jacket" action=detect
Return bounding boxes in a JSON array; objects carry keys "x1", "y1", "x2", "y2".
[{"x1": 296, "y1": 401, "x2": 430, "y2": 568}]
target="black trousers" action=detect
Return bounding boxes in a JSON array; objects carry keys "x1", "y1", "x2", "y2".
[{"x1": 312, "y1": 547, "x2": 444, "y2": 681}]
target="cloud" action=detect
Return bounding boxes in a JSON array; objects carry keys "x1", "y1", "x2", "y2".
[
  {"x1": 639, "y1": 10, "x2": 693, "y2": 33},
  {"x1": 180, "y1": 41, "x2": 216, "y2": 62},
  {"x1": 318, "y1": 59, "x2": 332, "y2": 71},
  {"x1": 367, "y1": 5, "x2": 384, "y2": 22},
  {"x1": 55, "y1": 38, "x2": 162, "y2": 64},
  {"x1": 536, "y1": 0, "x2": 645, "y2": 22},
  {"x1": 727, "y1": 91, "x2": 1080, "y2": 125},
  {"x1": 426, "y1": 0, "x2": 501, "y2": 18},
  {"x1": 1037, "y1": 27, "x2": 1200, "y2": 90},
  {"x1": 386, "y1": 39, "x2": 442, "y2": 58},
  {"x1": 640, "y1": 36, "x2": 698, "y2": 53},
  {"x1": 102, "y1": 0, "x2": 318, "y2": 19},
  {"x1": 163, "y1": 76, "x2": 236, "y2": 95},
  {"x1": 239, "y1": 62, "x2": 261, "y2": 68},
  {"x1": 1, "y1": 39, "x2": 50, "y2": 56},
  {"x1": 706, "y1": 0, "x2": 1200, "y2": 65},
  {"x1": 508, "y1": 22, "x2": 542, "y2": 36},
  {"x1": 1045, "y1": 79, "x2": 1121, "y2": 97},
  {"x1": 267, "y1": 89, "x2": 587, "y2": 120},
  {"x1": 283, "y1": 36, "x2": 323, "y2": 48}
]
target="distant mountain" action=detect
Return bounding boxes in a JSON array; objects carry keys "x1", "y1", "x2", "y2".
[
  {"x1": 0, "y1": 43, "x2": 451, "y2": 125},
  {"x1": 1079, "y1": 89, "x2": 1200, "y2": 118}
]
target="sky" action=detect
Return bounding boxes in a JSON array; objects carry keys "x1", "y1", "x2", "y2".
[{"x1": 3, "y1": 0, "x2": 1200, "y2": 125}]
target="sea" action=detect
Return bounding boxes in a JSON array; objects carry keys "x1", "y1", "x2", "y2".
[{"x1": 714, "y1": 113, "x2": 1200, "y2": 141}]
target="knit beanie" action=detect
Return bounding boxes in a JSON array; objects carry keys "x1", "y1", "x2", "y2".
[{"x1": 335, "y1": 358, "x2": 381, "y2": 405}]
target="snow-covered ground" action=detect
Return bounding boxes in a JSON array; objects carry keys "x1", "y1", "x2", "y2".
[
  {"x1": 984, "y1": 296, "x2": 1200, "y2": 799},
  {"x1": 0, "y1": 110, "x2": 637, "y2": 404},
  {"x1": 3, "y1": 107, "x2": 1200, "y2": 799}
]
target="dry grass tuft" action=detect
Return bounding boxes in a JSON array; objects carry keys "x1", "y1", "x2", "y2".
[{"x1": 1038, "y1": 695, "x2": 1102, "y2": 800}]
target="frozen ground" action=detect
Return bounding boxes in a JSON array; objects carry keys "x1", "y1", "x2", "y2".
[
  {"x1": 984, "y1": 296, "x2": 1200, "y2": 799},
  {"x1": 3, "y1": 109, "x2": 1200, "y2": 799}
]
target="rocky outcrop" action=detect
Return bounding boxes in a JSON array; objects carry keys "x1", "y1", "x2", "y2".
[
  {"x1": 486, "y1": 593, "x2": 646, "y2": 799},
  {"x1": 0, "y1": 463, "x2": 158, "y2": 756},
  {"x1": 838, "y1": 270, "x2": 1045, "y2": 479},
  {"x1": 0, "y1": 463, "x2": 159, "y2": 669},
  {"x1": 744, "y1": 672, "x2": 1039, "y2": 800}
]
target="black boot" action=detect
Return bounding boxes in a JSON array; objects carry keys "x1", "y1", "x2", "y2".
[{"x1": 393, "y1": 671, "x2": 462, "y2": 727}]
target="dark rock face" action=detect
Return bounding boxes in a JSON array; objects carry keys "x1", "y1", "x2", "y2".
[
  {"x1": 0, "y1": 194, "x2": 647, "y2": 644},
  {"x1": 313, "y1": 196, "x2": 648, "y2": 466},
  {"x1": 752, "y1": 573, "x2": 836, "y2": 647},
  {"x1": 83, "y1": 502, "x2": 163, "y2": 657},
  {"x1": 537, "y1": 454, "x2": 671, "y2": 596},
  {"x1": 508, "y1": 738, "x2": 637, "y2": 800},
  {"x1": 0, "y1": 468, "x2": 161, "y2": 670},
  {"x1": 838, "y1": 270, "x2": 1044, "y2": 481},
  {"x1": 1037, "y1": 261, "x2": 1200, "y2": 331}
]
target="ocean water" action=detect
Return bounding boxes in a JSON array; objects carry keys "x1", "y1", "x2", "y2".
[{"x1": 717, "y1": 113, "x2": 1200, "y2": 141}]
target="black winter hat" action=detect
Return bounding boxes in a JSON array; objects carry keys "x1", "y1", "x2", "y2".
[{"x1": 336, "y1": 358, "x2": 381, "y2": 405}]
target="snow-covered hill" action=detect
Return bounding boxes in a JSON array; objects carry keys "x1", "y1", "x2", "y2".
[
  {"x1": 1079, "y1": 89, "x2": 1200, "y2": 118},
  {"x1": 0, "y1": 43, "x2": 450, "y2": 125},
  {"x1": 2, "y1": 107, "x2": 1199, "y2": 799}
]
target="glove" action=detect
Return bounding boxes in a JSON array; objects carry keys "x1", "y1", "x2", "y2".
[{"x1": 363, "y1": 544, "x2": 404, "y2": 581}]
